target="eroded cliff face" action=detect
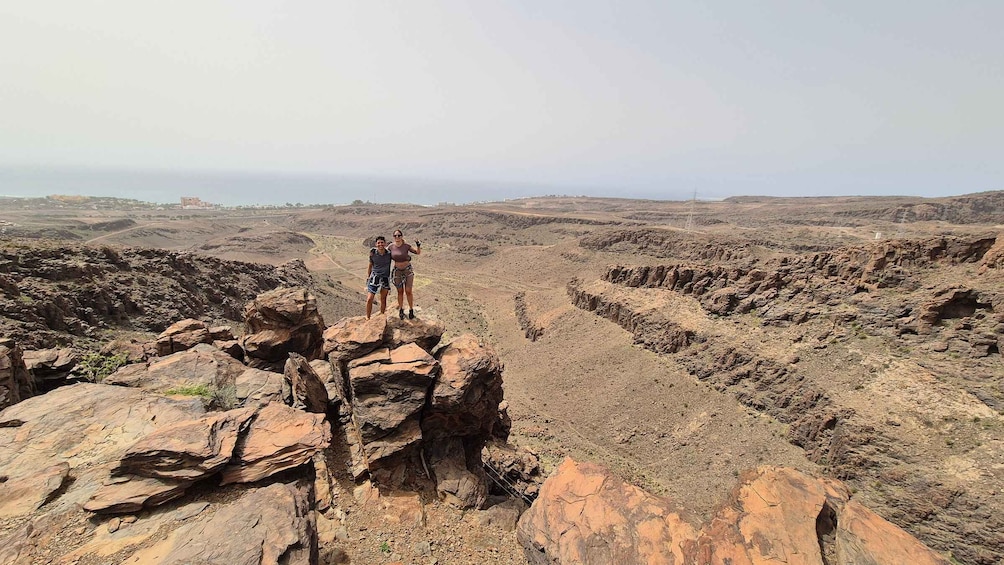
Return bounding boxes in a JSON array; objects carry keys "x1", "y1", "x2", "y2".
[
  {"x1": 0, "y1": 239, "x2": 313, "y2": 349},
  {"x1": 568, "y1": 233, "x2": 1004, "y2": 564}
]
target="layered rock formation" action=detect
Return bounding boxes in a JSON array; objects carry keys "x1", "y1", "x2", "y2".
[
  {"x1": 570, "y1": 233, "x2": 1004, "y2": 563},
  {"x1": 323, "y1": 315, "x2": 510, "y2": 509},
  {"x1": 0, "y1": 287, "x2": 525, "y2": 564}
]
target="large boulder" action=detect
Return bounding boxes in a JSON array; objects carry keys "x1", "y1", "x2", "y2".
[
  {"x1": 155, "y1": 318, "x2": 214, "y2": 356},
  {"x1": 323, "y1": 315, "x2": 387, "y2": 363},
  {"x1": 517, "y1": 458, "x2": 696, "y2": 565},
  {"x1": 104, "y1": 343, "x2": 246, "y2": 395},
  {"x1": 242, "y1": 287, "x2": 325, "y2": 369},
  {"x1": 221, "y1": 402, "x2": 331, "y2": 485},
  {"x1": 120, "y1": 481, "x2": 317, "y2": 565},
  {"x1": 21, "y1": 347, "x2": 77, "y2": 392},
  {"x1": 0, "y1": 339, "x2": 34, "y2": 410},
  {"x1": 115, "y1": 406, "x2": 258, "y2": 480}
]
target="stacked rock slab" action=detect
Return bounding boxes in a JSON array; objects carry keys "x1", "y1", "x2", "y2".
[
  {"x1": 324, "y1": 315, "x2": 509, "y2": 508},
  {"x1": 154, "y1": 318, "x2": 237, "y2": 357},
  {"x1": 242, "y1": 287, "x2": 325, "y2": 369}
]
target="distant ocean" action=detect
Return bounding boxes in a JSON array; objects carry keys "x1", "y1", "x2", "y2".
[{"x1": 0, "y1": 167, "x2": 691, "y2": 207}]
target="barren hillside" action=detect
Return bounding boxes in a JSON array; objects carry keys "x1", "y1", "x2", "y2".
[{"x1": 1, "y1": 191, "x2": 1002, "y2": 563}]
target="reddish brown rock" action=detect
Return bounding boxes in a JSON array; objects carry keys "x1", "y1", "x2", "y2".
[
  {"x1": 323, "y1": 315, "x2": 387, "y2": 362},
  {"x1": 0, "y1": 339, "x2": 34, "y2": 410},
  {"x1": 115, "y1": 406, "x2": 258, "y2": 480},
  {"x1": 155, "y1": 318, "x2": 213, "y2": 356},
  {"x1": 517, "y1": 458, "x2": 697, "y2": 565},
  {"x1": 221, "y1": 402, "x2": 331, "y2": 485},
  {"x1": 104, "y1": 343, "x2": 246, "y2": 394},
  {"x1": 120, "y1": 481, "x2": 317, "y2": 565},
  {"x1": 284, "y1": 352, "x2": 329, "y2": 413},
  {"x1": 242, "y1": 287, "x2": 325, "y2": 368},
  {"x1": 518, "y1": 459, "x2": 952, "y2": 565},
  {"x1": 0, "y1": 462, "x2": 70, "y2": 518}
]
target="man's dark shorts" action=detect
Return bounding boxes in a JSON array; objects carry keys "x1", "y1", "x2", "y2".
[{"x1": 367, "y1": 274, "x2": 391, "y2": 294}]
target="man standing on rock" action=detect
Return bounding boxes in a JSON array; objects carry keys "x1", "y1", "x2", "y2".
[{"x1": 365, "y1": 236, "x2": 392, "y2": 319}]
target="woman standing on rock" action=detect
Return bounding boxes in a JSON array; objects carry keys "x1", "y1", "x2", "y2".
[{"x1": 389, "y1": 229, "x2": 422, "y2": 319}]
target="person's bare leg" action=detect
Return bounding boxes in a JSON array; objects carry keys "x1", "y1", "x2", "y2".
[
  {"x1": 379, "y1": 289, "x2": 388, "y2": 314},
  {"x1": 405, "y1": 276, "x2": 415, "y2": 318},
  {"x1": 366, "y1": 293, "x2": 375, "y2": 319}
]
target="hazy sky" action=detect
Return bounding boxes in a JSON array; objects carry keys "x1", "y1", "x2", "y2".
[{"x1": 1, "y1": 1, "x2": 1001, "y2": 200}]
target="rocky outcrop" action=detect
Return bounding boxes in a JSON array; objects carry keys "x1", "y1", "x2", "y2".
[
  {"x1": 0, "y1": 285, "x2": 524, "y2": 562},
  {"x1": 597, "y1": 235, "x2": 1001, "y2": 327},
  {"x1": 514, "y1": 292, "x2": 543, "y2": 341},
  {"x1": 104, "y1": 343, "x2": 246, "y2": 395},
  {"x1": 567, "y1": 283, "x2": 698, "y2": 354},
  {"x1": 242, "y1": 287, "x2": 325, "y2": 369},
  {"x1": 0, "y1": 383, "x2": 207, "y2": 519},
  {"x1": 518, "y1": 458, "x2": 951, "y2": 565},
  {"x1": 83, "y1": 401, "x2": 329, "y2": 513},
  {"x1": 0, "y1": 339, "x2": 34, "y2": 410},
  {"x1": 326, "y1": 316, "x2": 506, "y2": 508}
]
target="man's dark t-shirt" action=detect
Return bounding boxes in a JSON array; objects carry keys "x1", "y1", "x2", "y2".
[{"x1": 370, "y1": 249, "x2": 392, "y2": 277}]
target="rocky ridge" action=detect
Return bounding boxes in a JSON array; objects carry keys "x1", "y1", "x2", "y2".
[
  {"x1": 569, "y1": 233, "x2": 1004, "y2": 564},
  {"x1": 0, "y1": 239, "x2": 314, "y2": 350}
]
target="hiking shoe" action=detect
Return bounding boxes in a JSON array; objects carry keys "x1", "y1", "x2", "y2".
[
  {"x1": 408, "y1": 309, "x2": 415, "y2": 320},
  {"x1": 399, "y1": 309, "x2": 405, "y2": 320}
]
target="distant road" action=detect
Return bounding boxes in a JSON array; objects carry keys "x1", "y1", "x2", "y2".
[{"x1": 85, "y1": 222, "x2": 162, "y2": 244}]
